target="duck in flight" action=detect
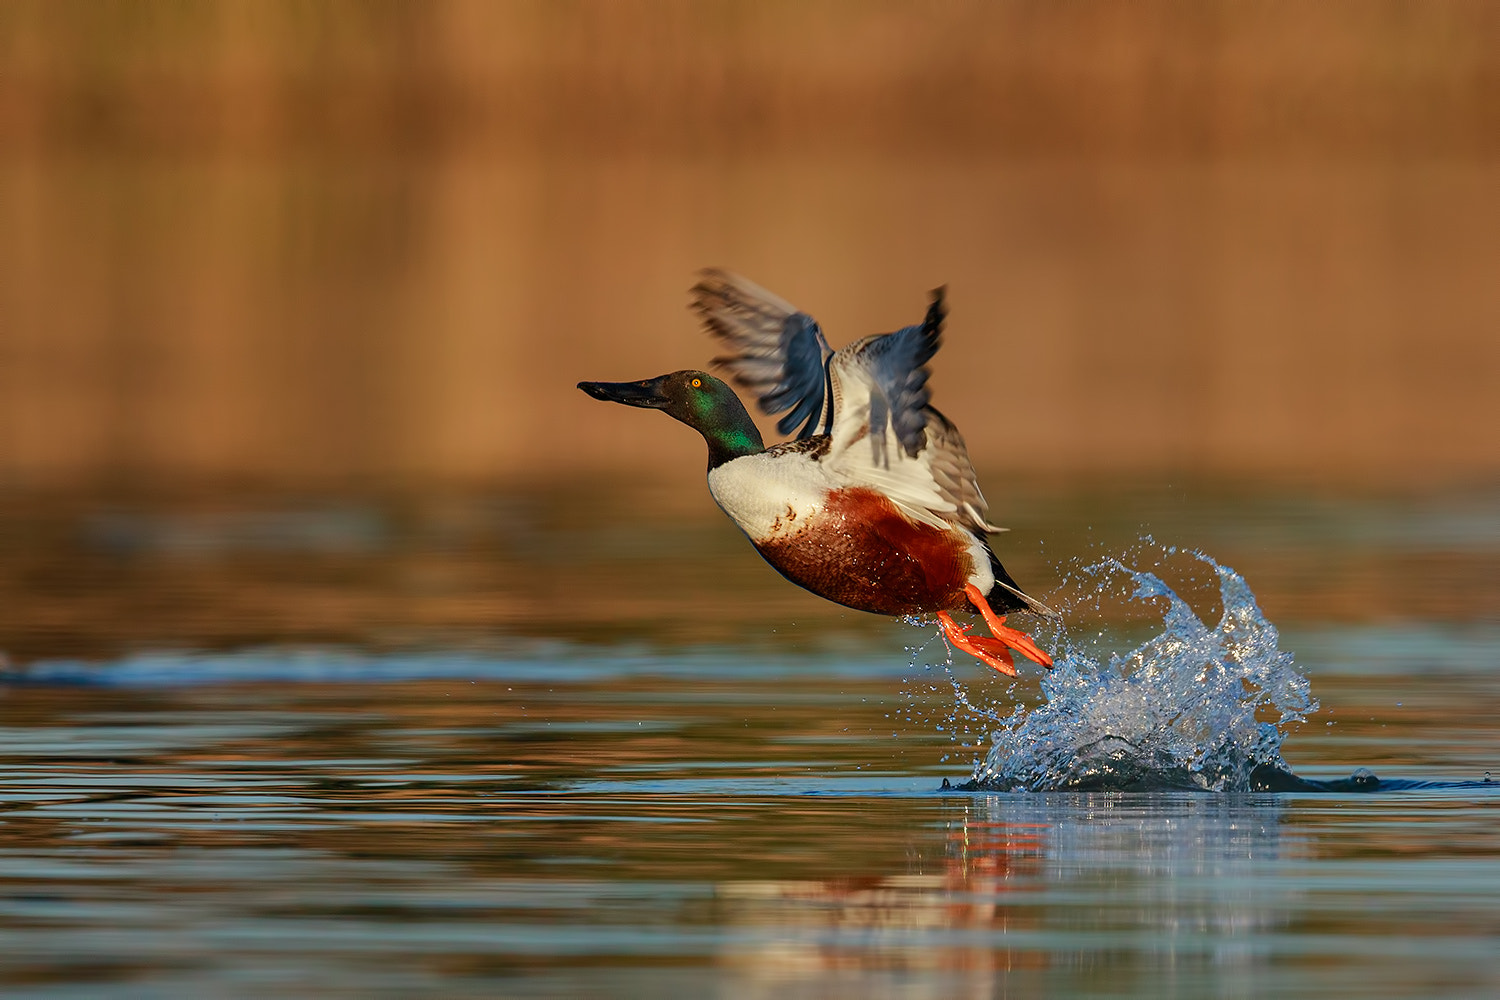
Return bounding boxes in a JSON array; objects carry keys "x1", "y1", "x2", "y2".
[{"x1": 578, "y1": 270, "x2": 1054, "y2": 675}]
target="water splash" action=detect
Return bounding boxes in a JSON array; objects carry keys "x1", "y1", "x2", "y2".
[{"x1": 969, "y1": 548, "x2": 1317, "y2": 791}]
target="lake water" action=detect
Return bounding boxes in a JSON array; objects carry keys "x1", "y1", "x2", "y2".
[
  {"x1": 6, "y1": 5, "x2": 1499, "y2": 994},
  {"x1": 1, "y1": 482, "x2": 1497, "y2": 997}
]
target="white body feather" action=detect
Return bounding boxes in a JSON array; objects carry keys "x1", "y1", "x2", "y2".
[{"x1": 708, "y1": 445, "x2": 997, "y2": 597}]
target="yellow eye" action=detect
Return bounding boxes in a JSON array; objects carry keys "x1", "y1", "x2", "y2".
[{"x1": 691, "y1": 378, "x2": 702, "y2": 387}]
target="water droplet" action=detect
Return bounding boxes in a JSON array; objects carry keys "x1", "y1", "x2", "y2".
[{"x1": 969, "y1": 545, "x2": 1317, "y2": 792}]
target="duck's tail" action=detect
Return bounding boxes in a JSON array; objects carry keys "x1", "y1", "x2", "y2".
[{"x1": 984, "y1": 550, "x2": 1058, "y2": 618}]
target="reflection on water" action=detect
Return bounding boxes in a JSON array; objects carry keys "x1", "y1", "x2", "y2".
[
  {"x1": 0, "y1": 648, "x2": 1497, "y2": 997},
  {"x1": 1, "y1": 480, "x2": 1498, "y2": 995},
  {"x1": 716, "y1": 795, "x2": 1306, "y2": 991},
  {"x1": 4, "y1": 480, "x2": 1497, "y2": 663}
]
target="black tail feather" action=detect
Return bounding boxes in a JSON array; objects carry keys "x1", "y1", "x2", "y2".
[{"x1": 980, "y1": 548, "x2": 1057, "y2": 617}]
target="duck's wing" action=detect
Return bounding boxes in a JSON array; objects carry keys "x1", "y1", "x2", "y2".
[
  {"x1": 923, "y1": 406, "x2": 1005, "y2": 536},
  {"x1": 691, "y1": 269, "x2": 834, "y2": 440},
  {"x1": 823, "y1": 287, "x2": 1001, "y2": 535}
]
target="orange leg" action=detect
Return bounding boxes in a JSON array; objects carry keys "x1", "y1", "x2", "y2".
[
  {"x1": 938, "y1": 611, "x2": 1017, "y2": 676},
  {"x1": 938, "y1": 585, "x2": 1055, "y2": 673}
]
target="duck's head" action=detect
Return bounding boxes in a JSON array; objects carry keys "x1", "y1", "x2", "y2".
[{"x1": 578, "y1": 370, "x2": 764, "y2": 469}]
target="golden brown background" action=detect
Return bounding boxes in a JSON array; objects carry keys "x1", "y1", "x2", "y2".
[
  {"x1": 4, "y1": 0, "x2": 1498, "y2": 491},
  {"x1": 2, "y1": 1, "x2": 1498, "y2": 661}
]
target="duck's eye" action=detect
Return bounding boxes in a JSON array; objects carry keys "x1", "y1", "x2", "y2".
[{"x1": 691, "y1": 378, "x2": 702, "y2": 388}]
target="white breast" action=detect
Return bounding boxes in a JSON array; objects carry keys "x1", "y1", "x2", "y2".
[{"x1": 706, "y1": 450, "x2": 834, "y2": 543}]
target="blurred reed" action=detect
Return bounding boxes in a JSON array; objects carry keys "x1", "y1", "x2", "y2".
[{"x1": 1, "y1": 0, "x2": 1497, "y2": 490}]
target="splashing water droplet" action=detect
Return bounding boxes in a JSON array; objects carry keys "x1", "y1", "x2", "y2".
[{"x1": 970, "y1": 548, "x2": 1317, "y2": 792}]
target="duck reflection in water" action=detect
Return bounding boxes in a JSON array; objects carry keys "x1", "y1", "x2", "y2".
[{"x1": 710, "y1": 795, "x2": 1298, "y2": 984}]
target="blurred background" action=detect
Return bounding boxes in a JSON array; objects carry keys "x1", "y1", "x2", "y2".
[{"x1": 2, "y1": 0, "x2": 1498, "y2": 661}]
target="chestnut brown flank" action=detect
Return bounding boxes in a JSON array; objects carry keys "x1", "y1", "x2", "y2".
[{"x1": 753, "y1": 488, "x2": 972, "y2": 616}]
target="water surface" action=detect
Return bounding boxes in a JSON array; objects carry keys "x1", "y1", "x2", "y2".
[{"x1": 2, "y1": 484, "x2": 1498, "y2": 996}]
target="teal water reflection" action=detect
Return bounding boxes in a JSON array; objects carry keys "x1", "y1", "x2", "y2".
[
  {"x1": 0, "y1": 625, "x2": 1497, "y2": 997},
  {"x1": 4, "y1": 478, "x2": 1497, "y2": 661},
  {"x1": 1, "y1": 482, "x2": 1498, "y2": 995}
]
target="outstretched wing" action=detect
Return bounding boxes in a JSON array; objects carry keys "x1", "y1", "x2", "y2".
[
  {"x1": 824, "y1": 287, "x2": 1002, "y2": 534},
  {"x1": 691, "y1": 269, "x2": 834, "y2": 440},
  {"x1": 830, "y1": 287, "x2": 944, "y2": 465}
]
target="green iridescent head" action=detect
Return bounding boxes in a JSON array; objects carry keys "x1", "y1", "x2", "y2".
[{"x1": 578, "y1": 370, "x2": 764, "y2": 469}]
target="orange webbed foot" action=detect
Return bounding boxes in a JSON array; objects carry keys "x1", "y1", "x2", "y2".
[
  {"x1": 963, "y1": 584, "x2": 1055, "y2": 670},
  {"x1": 938, "y1": 611, "x2": 1016, "y2": 675}
]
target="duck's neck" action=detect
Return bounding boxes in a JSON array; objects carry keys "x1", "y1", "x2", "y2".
[{"x1": 699, "y1": 404, "x2": 765, "y2": 471}]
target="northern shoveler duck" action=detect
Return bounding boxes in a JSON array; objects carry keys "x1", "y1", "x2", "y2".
[{"x1": 578, "y1": 270, "x2": 1055, "y2": 675}]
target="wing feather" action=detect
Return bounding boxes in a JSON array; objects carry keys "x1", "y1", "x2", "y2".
[
  {"x1": 695, "y1": 276, "x2": 1002, "y2": 538},
  {"x1": 691, "y1": 269, "x2": 833, "y2": 440}
]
